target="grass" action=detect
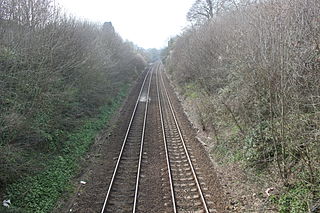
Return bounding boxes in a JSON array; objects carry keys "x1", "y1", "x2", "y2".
[
  {"x1": 183, "y1": 82, "x2": 200, "y2": 99},
  {"x1": 3, "y1": 85, "x2": 129, "y2": 213},
  {"x1": 269, "y1": 182, "x2": 319, "y2": 213},
  {"x1": 212, "y1": 124, "x2": 320, "y2": 213}
]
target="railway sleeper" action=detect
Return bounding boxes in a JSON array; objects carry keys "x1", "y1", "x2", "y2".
[
  {"x1": 173, "y1": 176, "x2": 194, "y2": 181},
  {"x1": 186, "y1": 194, "x2": 200, "y2": 199},
  {"x1": 177, "y1": 200, "x2": 203, "y2": 207},
  {"x1": 171, "y1": 163, "x2": 190, "y2": 168},
  {"x1": 169, "y1": 152, "x2": 183, "y2": 157},
  {"x1": 175, "y1": 182, "x2": 196, "y2": 187},
  {"x1": 171, "y1": 167, "x2": 191, "y2": 172},
  {"x1": 173, "y1": 187, "x2": 197, "y2": 192},
  {"x1": 171, "y1": 159, "x2": 188, "y2": 163},
  {"x1": 172, "y1": 155, "x2": 187, "y2": 160},
  {"x1": 176, "y1": 172, "x2": 192, "y2": 176}
]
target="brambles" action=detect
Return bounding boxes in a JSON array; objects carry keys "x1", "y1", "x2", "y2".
[
  {"x1": 5, "y1": 88, "x2": 128, "y2": 212},
  {"x1": 164, "y1": 0, "x2": 320, "y2": 211},
  {"x1": 0, "y1": 0, "x2": 146, "y2": 211}
]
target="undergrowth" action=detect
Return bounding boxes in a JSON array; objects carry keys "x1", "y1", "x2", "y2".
[
  {"x1": 270, "y1": 182, "x2": 320, "y2": 213},
  {"x1": 212, "y1": 126, "x2": 320, "y2": 212},
  {"x1": 3, "y1": 85, "x2": 129, "y2": 213}
]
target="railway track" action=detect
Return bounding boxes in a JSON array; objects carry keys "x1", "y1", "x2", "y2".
[
  {"x1": 156, "y1": 64, "x2": 215, "y2": 213},
  {"x1": 100, "y1": 67, "x2": 152, "y2": 213},
  {"x1": 100, "y1": 63, "x2": 215, "y2": 213}
]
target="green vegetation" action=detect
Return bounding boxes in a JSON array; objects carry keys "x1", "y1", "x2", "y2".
[
  {"x1": 4, "y1": 86, "x2": 128, "y2": 213},
  {"x1": 163, "y1": 0, "x2": 320, "y2": 211},
  {"x1": 0, "y1": 1, "x2": 146, "y2": 212},
  {"x1": 268, "y1": 182, "x2": 320, "y2": 213},
  {"x1": 183, "y1": 83, "x2": 200, "y2": 99}
]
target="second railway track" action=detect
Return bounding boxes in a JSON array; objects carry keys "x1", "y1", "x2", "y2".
[{"x1": 156, "y1": 64, "x2": 215, "y2": 213}]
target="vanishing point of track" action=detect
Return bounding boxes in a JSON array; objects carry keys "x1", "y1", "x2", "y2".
[{"x1": 100, "y1": 63, "x2": 214, "y2": 213}]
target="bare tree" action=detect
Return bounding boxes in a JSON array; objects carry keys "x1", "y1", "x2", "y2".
[
  {"x1": 0, "y1": 0, "x2": 147, "y2": 198},
  {"x1": 187, "y1": 0, "x2": 214, "y2": 23},
  {"x1": 187, "y1": 0, "x2": 235, "y2": 23},
  {"x1": 167, "y1": 0, "x2": 320, "y2": 210}
]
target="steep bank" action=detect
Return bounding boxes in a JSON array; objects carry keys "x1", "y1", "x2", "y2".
[
  {"x1": 163, "y1": 0, "x2": 320, "y2": 212},
  {"x1": 164, "y1": 70, "x2": 277, "y2": 212},
  {"x1": 0, "y1": 1, "x2": 147, "y2": 212}
]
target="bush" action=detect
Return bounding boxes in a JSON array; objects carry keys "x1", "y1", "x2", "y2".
[
  {"x1": 164, "y1": 0, "x2": 320, "y2": 210},
  {"x1": 0, "y1": 0, "x2": 146, "y2": 211}
]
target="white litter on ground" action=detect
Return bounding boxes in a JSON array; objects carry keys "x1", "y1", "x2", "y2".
[
  {"x1": 3, "y1": 199, "x2": 11, "y2": 208},
  {"x1": 265, "y1": 187, "x2": 275, "y2": 196}
]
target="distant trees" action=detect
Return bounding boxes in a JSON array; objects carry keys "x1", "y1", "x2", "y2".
[
  {"x1": 166, "y1": 0, "x2": 320, "y2": 211},
  {"x1": 145, "y1": 48, "x2": 161, "y2": 62},
  {"x1": 0, "y1": 0, "x2": 146, "y2": 186}
]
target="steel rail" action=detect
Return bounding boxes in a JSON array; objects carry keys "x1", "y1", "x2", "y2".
[
  {"x1": 158, "y1": 64, "x2": 210, "y2": 213},
  {"x1": 101, "y1": 67, "x2": 152, "y2": 213},
  {"x1": 132, "y1": 66, "x2": 153, "y2": 212},
  {"x1": 155, "y1": 63, "x2": 177, "y2": 213}
]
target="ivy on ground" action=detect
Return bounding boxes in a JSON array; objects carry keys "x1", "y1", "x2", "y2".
[{"x1": 5, "y1": 85, "x2": 128, "y2": 213}]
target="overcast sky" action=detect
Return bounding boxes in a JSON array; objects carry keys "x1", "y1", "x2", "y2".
[{"x1": 57, "y1": 0, "x2": 195, "y2": 49}]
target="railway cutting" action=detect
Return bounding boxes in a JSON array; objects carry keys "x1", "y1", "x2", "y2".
[{"x1": 68, "y1": 62, "x2": 226, "y2": 213}]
